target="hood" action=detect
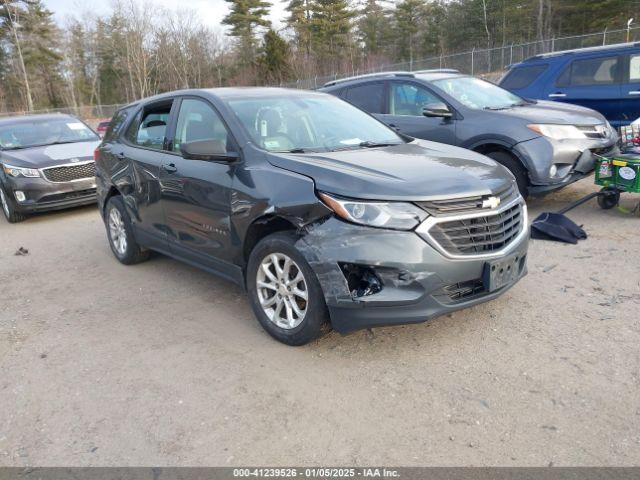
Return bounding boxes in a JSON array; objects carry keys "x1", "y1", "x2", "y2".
[
  {"x1": 266, "y1": 140, "x2": 514, "y2": 201},
  {"x1": 493, "y1": 100, "x2": 606, "y2": 125},
  {"x1": 0, "y1": 141, "x2": 100, "y2": 169}
]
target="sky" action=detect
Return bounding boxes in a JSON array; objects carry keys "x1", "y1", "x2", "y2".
[{"x1": 42, "y1": 0, "x2": 287, "y2": 31}]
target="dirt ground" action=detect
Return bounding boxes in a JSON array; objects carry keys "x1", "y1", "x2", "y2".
[{"x1": 0, "y1": 180, "x2": 639, "y2": 467}]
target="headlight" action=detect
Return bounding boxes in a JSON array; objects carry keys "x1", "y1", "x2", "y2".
[
  {"x1": 527, "y1": 124, "x2": 586, "y2": 140},
  {"x1": 2, "y1": 164, "x2": 40, "y2": 178},
  {"x1": 319, "y1": 192, "x2": 427, "y2": 230}
]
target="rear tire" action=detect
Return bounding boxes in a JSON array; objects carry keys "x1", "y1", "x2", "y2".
[
  {"x1": 485, "y1": 150, "x2": 529, "y2": 198},
  {"x1": 0, "y1": 185, "x2": 26, "y2": 223},
  {"x1": 105, "y1": 196, "x2": 149, "y2": 265},
  {"x1": 247, "y1": 232, "x2": 330, "y2": 346}
]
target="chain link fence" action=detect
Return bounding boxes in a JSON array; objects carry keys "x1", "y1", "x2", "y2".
[
  {"x1": 0, "y1": 104, "x2": 125, "y2": 128},
  {"x1": 282, "y1": 26, "x2": 640, "y2": 89}
]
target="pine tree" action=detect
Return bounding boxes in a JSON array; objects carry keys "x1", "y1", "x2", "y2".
[
  {"x1": 222, "y1": 0, "x2": 272, "y2": 63},
  {"x1": 285, "y1": 0, "x2": 313, "y2": 57},
  {"x1": 357, "y1": 0, "x2": 392, "y2": 57},
  {"x1": 257, "y1": 28, "x2": 291, "y2": 83},
  {"x1": 309, "y1": 0, "x2": 355, "y2": 69},
  {"x1": 393, "y1": 0, "x2": 427, "y2": 65}
]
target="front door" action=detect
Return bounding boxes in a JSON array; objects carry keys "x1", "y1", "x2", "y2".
[
  {"x1": 379, "y1": 81, "x2": 457, "y2": 144},
  {"x1": 159, "y1": 97, "x2": 237, "y2": 272}
]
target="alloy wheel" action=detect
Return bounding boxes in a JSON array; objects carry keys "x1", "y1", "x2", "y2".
[
  {"x1": 256, "y1": 252, "x2": 308, "y2": 329},
  {"x1": 108, "y1": 207, "x2": 128, "y2": 255}
]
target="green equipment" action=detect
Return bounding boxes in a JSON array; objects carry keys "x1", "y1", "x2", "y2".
[{"x1": 593, "y1": 154, "x2": 640, "y2": 209}]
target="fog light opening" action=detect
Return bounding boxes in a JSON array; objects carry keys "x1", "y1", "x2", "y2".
[
  {"x1": 339, "y1": 263, "x2": 383, "y2": 298},
  {"x1": 14, "y1": 191, "x2": 26, "y2": 202},
  {"x1": 549, "y1": 165, "x2": 558, "y2": 177}
]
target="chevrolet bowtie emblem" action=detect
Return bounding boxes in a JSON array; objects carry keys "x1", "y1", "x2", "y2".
[{"x1": 482, "y1": 196, "x2": 501, "y2": 209}]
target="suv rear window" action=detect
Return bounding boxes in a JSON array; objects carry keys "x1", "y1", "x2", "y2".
[{"x1": 501, "y1": 64, "x2": 548, "y2": 89}]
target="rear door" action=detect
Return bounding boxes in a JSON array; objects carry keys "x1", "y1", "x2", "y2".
[
  {"x1": 159, "y1": 96, "x2": 238, "y2": 278},
  {"x1": 117, "y1": 99, "x2": 176, "y2": 250},
  {"x1": 620, "y1": 51, "x2": 640, "y2": 124},
  {"x1": 378, "y1": 80, "x2": 457, "y2": 144},
  {"x1": 544, "y1": 54, "x2": 622, "y2": 124}
]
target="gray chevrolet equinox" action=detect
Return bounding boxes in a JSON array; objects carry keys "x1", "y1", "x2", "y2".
[
  {"x1": 320, "y1": 70, "x2": 619, "y2": 196},
  {"x1": 96, "y1": 88, "x2": 528, "y2": 346}
]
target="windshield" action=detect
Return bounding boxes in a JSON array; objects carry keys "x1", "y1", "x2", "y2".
[
  {"x1": 226, "y1": 94, "x2": 403, "y2": 152},
  {"x1": 0, "y1": 117, "x2": 99, "y2": 150},
  {"x1": 432, "y1": 76, "x2": 526, "y2": 110}
]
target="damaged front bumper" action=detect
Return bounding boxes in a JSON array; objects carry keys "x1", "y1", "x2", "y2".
[
  {"x1": 295, "y1": 216, "x2": 529, "y2": 334},
  {"x1": 515, "y1": 135, "x2": 618, "y2": 195}
]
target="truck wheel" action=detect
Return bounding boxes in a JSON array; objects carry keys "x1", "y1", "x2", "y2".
[
  {"x1": 0, "y1": 186, "x2": 26, "y2": 223},
  {"x1": 486, "y1": 150, "x2": 529, "y2": 198},
  {"x1": 105, "y1": 196, "x2": 149, "y2": 265},
  {"x1": 597, "y1": 187, "x2": 620, "y2": 210},
  {"x1": 247, "y1": 232, "x2": 330, "y2": 346}
]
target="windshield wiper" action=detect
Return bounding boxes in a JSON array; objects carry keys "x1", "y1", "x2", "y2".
[
  {"x1": 358, "y1": 141, "x2": 401, "y2": 148},
  {"x1": 483, "y1": 105, "x2": 512, "y2": 111}
]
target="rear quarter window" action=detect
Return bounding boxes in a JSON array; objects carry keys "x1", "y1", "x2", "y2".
[
  {"x1": 103, "y1": 108, "x2": 132, "y2": 142},
  {"x1": 501, "y1": 64, "x2": 548, "y2": 90}
]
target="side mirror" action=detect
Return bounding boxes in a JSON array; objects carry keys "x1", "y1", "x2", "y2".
[
  {"x1": 422, "y1": 102, "x2": 453, "y2": 119},
  {"x1": 180, "y1": 140, "x2": 239, "y2": 162}
]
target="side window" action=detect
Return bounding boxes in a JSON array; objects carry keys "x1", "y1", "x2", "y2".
[
  {"x1": 501, "y1": 64, "x2": 548, "y2": 90},
  {"x1": 389, "y1": 82, "x2": 441, "y2": 116},
  {"x1": 628, "y1": 54, "x2": 640, "y2": 82},
  {"x1": 125, "y1": 102, "x2": 172, "y2": 150},
  {"x1": 557, "y1": 56, "x2": 620, "y2": 87},
  {"x1": 344, "y1": 83, "x2": 384, "y2": 114},
  {"x1": 174, "y1": 99, "x2": 230, "y2": 153}
]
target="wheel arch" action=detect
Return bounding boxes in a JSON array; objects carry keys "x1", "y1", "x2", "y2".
[
  {"x1": 102, "y1": 186, "x2": 122, "y2": 219},
  {"x1": 470, "y1": 141, "x2": 530, "y2": 177},
  {"x1": 242, "y1": 215, "x2": 299, "y2": 265}
]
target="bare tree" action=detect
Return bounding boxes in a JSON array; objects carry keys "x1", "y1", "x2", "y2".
[{"x1": 1, "y1": 0, "x2": 33, "y2": 111}]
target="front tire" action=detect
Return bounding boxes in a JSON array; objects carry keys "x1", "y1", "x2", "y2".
[
  {"x1": 247, "y1": 232, "x2": 330, "y2": 346},
  {"x1": 105, "y1": 196, "x2": 149, "y2": 265},
  {"x1": 0, "y1": 185, "x2": 26, "y2": 223},
  {"x1": 485, "y1": 150, "x2": 529, "y2": 198}
]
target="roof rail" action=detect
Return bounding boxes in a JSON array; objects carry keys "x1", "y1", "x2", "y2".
[
  {"x1": 412, "y1": 68, "x2": 460, "y2": 74},
  {"x1": 323, "y1": 71, "x2": 414, "y2": 87},
  {"x1": 527, "y1": 41, "x2": 640, "y2": 60}
]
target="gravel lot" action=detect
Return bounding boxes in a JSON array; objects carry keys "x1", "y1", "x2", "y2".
[{"x1": 1, "y1": 180, "x2": 639, "y2": 466}]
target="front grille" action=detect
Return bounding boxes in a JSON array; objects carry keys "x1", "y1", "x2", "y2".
[
  {"x1": 43, "y1": 162, "x2": 96, "y2": 182},
  {"x1": 416, "y1": 184, "x2": 517, "y2": 216},
  {"x1": 428, "y1": 202, "x2": 523, "y2": 255}
]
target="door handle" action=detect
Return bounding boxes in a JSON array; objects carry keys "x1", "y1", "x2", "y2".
[
  {"x1": 162, "y1": 163, "x2": 177, "y2": 173},
  {"x1": 628, "y1": 91, "x2": 640, "y2": 95},
  {"x1": 548, "y1": 93, "x2": 567, "y2": 98}
]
